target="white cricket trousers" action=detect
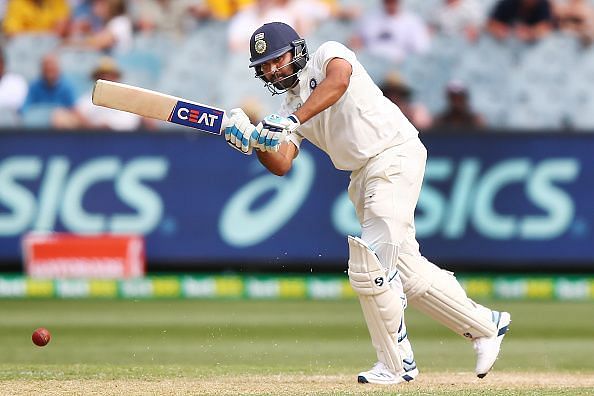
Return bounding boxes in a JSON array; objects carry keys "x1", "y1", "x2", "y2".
[{"x1": 348, "y1": 137, "x2": 496, "y2": 339}]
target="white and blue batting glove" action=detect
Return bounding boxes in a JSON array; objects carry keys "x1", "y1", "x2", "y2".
[
  {"x1": 224, "y1": 108, "x2": 259, "y2": 155},
  {"x1": 254, "y1": 114, "x2": 300, "y2": 152}
]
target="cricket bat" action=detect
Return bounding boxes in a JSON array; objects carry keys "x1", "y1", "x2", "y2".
[{"x1": 92, "y1": 79, "x2": 228, "y2": 135}]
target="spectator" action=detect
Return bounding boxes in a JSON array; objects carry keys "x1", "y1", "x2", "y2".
[
  {"x1": 227, "y1": 0, "x2": 331, "y2": 53},
  {"x1": 553, "y1": 0, "x2": 594, "y2": 45},
  {"x1": 3, "y1": 0, "x2": 70, "y2": 38},
  {"x1": 487, "y1": 0, "x2": 554, "y2": 42},
  {"x1": 206, "y1": 0, "x2": 253, "y2": 20},
  {"x1": 288, "y1": 0, "x2": 333, "y2": 37},
  {"x1": 350, "y1": 0, "x2": 430, "y2": 64},
  {"x1": 380, "y1": 72, "x2": 432, "y2": 130},
  {"x1": 131, "y1": 0, "x2": 211, "y2": 38},
  {"x1": 429, "y1": 0, "x2": 486, "y2": 42},
  {"x1": 0, "y1": 50, "x2": 28, "y2": 113},
  {"x1": 21, "y1": 53, "x2": 76, "y2": 114},
  {"x1": 64, "y1": 0, "x2": 132, "y2": 54},
  {"x1": 433, "y1": 80, "x2": 485, "y2": 130},
  {"x1": 321, "y1": 0, "x2": 361, "y2": 21},
  {"x1": 0, "y1": 0, "x2": 7, "y2": 20},
  {"x1": 228, "y1": 0, "x2": 296, "y2": 53},
  {"x1": 53, "y1": 56, "x2": 141, "y2": 130},
  {"x1": 66, "y1": 0, "x2": 103, "y2": 37}
]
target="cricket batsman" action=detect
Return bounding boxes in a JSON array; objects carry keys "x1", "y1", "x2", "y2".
[{"x1": 224, "y1": 22, "x2": 511, "y2": 384}]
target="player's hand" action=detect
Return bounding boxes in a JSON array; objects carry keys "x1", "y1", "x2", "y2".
[
  {"x1": 224, "y1": 108, "x2": 259, "y2": 155},
  {"x1": 254, "y1": 114, "x2": 300, "y2": 152}
]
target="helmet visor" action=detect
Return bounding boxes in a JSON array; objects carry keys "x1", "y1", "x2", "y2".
[{"x1": 249, "y1": 46, "x2": 292, "y2": 68}]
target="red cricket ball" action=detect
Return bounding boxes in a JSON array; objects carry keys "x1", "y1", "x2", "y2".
[{"x1": 32, "y1": 327, "x2": 51, "y2": 347}]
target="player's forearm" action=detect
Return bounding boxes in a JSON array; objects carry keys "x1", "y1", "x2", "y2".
[{"x1": 256, "y1": 142, "x2": 296, "y2": 176}]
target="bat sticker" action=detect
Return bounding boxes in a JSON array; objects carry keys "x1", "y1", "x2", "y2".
[{"x1": 169, "y1": 101, "x2": 224, "y2": 135}]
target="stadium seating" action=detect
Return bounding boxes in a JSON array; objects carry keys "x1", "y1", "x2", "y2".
[
  {"x1": 565, "y1": 45, "x2": 594, "y2": 129},
  {"x1": 0, "y1": 110, "x2": 21, "y2": 128},
  {"x1": 21, "y1": 105, "x2": 56, "y2": 128},
  {"x1": 58, "y1": 49, "x2": 102, "y2": 96},
  {"x1": 5, "y1": 34, "x2": 59, "y2": 81},
  {"x1": 2, "y1": 2, "x2": 594, "y2": 131},
  {"x1": 307, "y1": 19, "x2": 355, "y2": 49},
  {"x1": 356, "y1": 49, "x2": 397, "y2": 87},
  {"x1": 116, "y1": 50, "x2": 162, "y2": 90},
  {"x1": 402, "y1": 0, "x2": 443, "y2": 20},
  {"x1": 566, "y1": 75, "x2": 594, "y2": 130}
]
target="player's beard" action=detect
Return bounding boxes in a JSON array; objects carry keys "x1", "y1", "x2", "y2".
[{"x1": 272, "y1": 73, "x2": 298, "y2": 91}]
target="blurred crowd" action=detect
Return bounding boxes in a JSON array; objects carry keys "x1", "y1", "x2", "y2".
[{"x1": 0, "y1": 0, "x2": 593, "y2": 132}]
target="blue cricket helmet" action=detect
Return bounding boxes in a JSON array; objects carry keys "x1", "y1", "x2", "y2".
[
  {"x1": 249, "y1": 22, "x2": 306, "y2": 67},
  {"x1": 249, "y1": 22, "x2": 309, "y2": 94}
]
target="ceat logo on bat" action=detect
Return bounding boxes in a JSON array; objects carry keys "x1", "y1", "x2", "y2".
[{"x1": 169, "y1": 101, "x2": 224, "y2": 135}]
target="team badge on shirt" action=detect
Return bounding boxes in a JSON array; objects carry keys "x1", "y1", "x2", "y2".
[
  {"x1": 254, "y1": 32, "x2": 266, "y2": 54},
  {"x1": 309, "y1": 78, "x2": 317, "y2": 91}
]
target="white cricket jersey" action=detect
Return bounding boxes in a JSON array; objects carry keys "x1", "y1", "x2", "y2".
[{"x1": 281, "y1": 41, "x2": 418, "y2": 171}]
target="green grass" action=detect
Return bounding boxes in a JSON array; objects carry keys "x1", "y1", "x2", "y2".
[
  {"x1": 0, "y1": 299, "x2": 593, "y2": 394},
  {"x1": 1, "y1": 299, "x2": 593, "y2": 373}
]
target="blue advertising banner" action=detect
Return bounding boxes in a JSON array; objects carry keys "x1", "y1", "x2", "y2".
[{"x1": 0, "y1": 132, "x2": 592, "y2": 268}]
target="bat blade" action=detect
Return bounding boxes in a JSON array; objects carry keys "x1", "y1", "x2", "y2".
[{"x1": 92, "y1": 79, "x2": 227, "y2": 135}]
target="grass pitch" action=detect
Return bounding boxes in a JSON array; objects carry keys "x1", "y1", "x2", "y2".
[{"x1": 0, "y1": 299, "x2": 593, "y2": 395}]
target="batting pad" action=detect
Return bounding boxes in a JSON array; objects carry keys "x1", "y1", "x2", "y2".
[
  {"x1": 396, "y1": 244, "x2": 497, "y2": 339},
  {"x1": 348, "y1": 236, "x2": 403, "y2": 373}
]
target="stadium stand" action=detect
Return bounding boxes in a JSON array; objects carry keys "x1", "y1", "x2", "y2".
[
  {"x1": 0, "y1": 0, "x2": 593, "y2": 131},
  {"x1": 5, "y1": 34, "x2": 60, "y2": 81},
  {"x1": 58, "y1": 48, "x2": 103, "y2": 95},
  {"x1": 0, "y1": 108, "x2": 19, "y2": 127},
  {"x1": 21, "y1": 104, "x2": 56, "y2": 128}
]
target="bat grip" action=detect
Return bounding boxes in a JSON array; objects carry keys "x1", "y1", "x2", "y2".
[{"x1": 219, "y1": 113, "x2": 230, "y2": 133}]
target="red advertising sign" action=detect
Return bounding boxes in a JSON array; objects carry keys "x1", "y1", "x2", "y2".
[{"x1": 22, "y1": 233, "x2": 145, "y2": 279}]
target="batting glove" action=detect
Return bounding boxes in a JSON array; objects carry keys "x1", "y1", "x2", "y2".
[
  {"x1": 224, "y1": 108, "x2": 259, "y2": 155},
  {"x1": 254, "y1": 114, "x2": 300, "y2": 152}
]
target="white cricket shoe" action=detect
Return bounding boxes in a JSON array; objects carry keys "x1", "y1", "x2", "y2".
[
  {"x1": 357, "y1": 360, "x2": 419, "y2": 385},
  {"x1": 473, "y1": 311, "x2": 511, "y2": 378}
]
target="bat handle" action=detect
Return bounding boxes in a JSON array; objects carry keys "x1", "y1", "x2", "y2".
[{"x1": 220, "y1": 112, "x2": 231, "y2": 133}]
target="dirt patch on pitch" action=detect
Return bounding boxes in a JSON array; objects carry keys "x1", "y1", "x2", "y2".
[{"x1": 2, "y1": 372, "x2": 593, "y2": 395}]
